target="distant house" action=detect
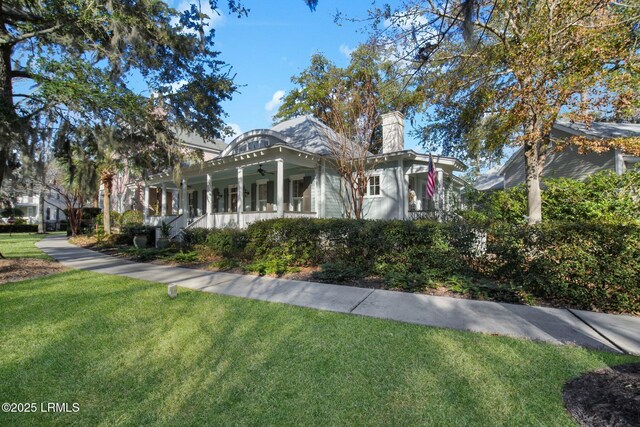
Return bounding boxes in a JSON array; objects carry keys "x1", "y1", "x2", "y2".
[
  {"x1": 475, "y1": 120, "x2": 640, "y2": 191},
  {"x1": 2, "y1": 192, "x2": 68, "y2": 230},
  {"x1": 139, "y1": 112, "x2": 467, "y2": 233}
]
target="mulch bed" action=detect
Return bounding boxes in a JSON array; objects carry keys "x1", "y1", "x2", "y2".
[
  {"x1": 0, "y1": 259, "x2": 67, "y2": 284},
  {"x1": 564, "y1": 363, "x2": 640, "y2": 427}
]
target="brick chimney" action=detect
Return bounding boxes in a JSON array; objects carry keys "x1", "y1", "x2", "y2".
[{"x1": 381, "y1": 111, "x2": 404, "y2": 153}]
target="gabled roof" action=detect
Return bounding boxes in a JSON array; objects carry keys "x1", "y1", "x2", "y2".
[
  {"x1": 554, "y1": 119, "x2": 640, "y2": 139},
  {"x1": 174, "y1": 129, "x2": 227, "y2": 153},
  {"x1": 474, "y1": 120, "x2": 640, "y2": 190}
]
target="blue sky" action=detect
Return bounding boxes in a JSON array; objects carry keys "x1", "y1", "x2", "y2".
[{"x1": 174, "y1": 1, "x2": 424, "y2": 150}]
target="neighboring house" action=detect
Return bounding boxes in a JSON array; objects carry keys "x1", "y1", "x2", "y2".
[
  {"x1": 475, "y1": 120, "x2": 640, "y2": 191},
  {"x1": 115, "y1": 130, "x2": 228, "y2": 214},
  {"x1": 141, "y1": 112, "x2": 467, "y2": 233},
  {"x1": 2, "y1": 192, "x2": 68, "y2": 230}
]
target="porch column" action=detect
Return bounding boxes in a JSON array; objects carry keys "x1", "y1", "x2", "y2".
[
  {"x1": 206, "y1": 173, "x2": 213, "y2": 228},
  {"x1": 314, "y1": 162, "x2": 321, "y2": 214},
  {"x1": 143, "y1": 184, "x2": 150, "y2": 223},
  {"x1": 320, "y1": 159, "x2": 326, "y2": 217},
  {"x1": 276, "y1": 159, "x2": 284, "y2": 218},
  {"x1": 237, "y1": 168, "x2": 244, "y2": 227},
  {"x1": 172, "y1": 189, "x2": 178, "y2": 215},
  {"x1": 181, "y1": 178, "x2": 188, "y2": 230},
  {"x1": 399, "y1": 159, "x2": 408, "y2": 220},
  {"x1": 160, "y1": 183, "x2": 167, "y2": 217},
  {"x1": 437, "y1": 169, "x2": 445, "y2": 213}
]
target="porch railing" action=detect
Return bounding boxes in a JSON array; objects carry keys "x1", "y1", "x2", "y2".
[{"x1": 185, "y1": 214, "x2": 207, "y2": 230}]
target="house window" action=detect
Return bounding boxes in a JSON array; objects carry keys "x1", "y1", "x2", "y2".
[
  {"x1": 367, "y1": 175, "x2": 381, "y2": 196},
  {"x1": 46, "y1": 208, "x2": 50, "y2": 221},
  {"x1": 257, "y1": 182, "x2": 268, "y2": 211},
  {"x1": 292, "y1": 178, "x2": 305, "y2": 212}
]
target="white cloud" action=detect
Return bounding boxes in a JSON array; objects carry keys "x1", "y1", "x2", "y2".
[
  {"x1": 225, "y1": 123, "x2": 242, "y2": 142},
  {"x1": 265, "y1": 90, "x2": 285, "y2": 112},
  {"x1": 173, "y1": 0, "x2": 223, "y2": 33},
  {"x1": 339, "y1": 44, "x2": 355, "y2": 59}
]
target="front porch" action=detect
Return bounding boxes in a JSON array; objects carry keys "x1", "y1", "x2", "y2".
[{"x1": 143, "y1": 154, "x2": 320, "y2": 233}]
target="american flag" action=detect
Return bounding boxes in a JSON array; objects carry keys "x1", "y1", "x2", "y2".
[{"x1": 426, "y1": 154, "x2": 436, "y2": 199}]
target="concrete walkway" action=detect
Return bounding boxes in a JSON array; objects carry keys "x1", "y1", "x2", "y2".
[{"x1": 37, "y1": 235, "x2": 640, "y2": 355}]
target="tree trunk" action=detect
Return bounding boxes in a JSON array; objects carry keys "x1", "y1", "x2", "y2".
[
  {"x1": 102, "y1": 175, "x2": 113, "y2": 234},
  {"x1": 524, "y1": 142, "x2": 542, "y2": 224},
  {"x1": 37, "y1": 191, "x2": 45, "y2": 233},
  {"x1": 0, "y1": 37, "x2": 15, "y2": 190}
]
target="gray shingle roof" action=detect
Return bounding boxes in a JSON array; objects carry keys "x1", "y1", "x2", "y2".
[{"x1": 270, "y1": 115, "x2": 340, "y2": 156}]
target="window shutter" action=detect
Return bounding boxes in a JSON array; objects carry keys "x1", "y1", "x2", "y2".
[
  {"x1": 193, "y1": 190, "x2": 198, "y2": 216},
  {"x1": 251, "y1": 183, "x2": 257, "y2": 211},
  {"x1": 223, "y1": 188, "x2": 229, "y2": 212},
  {"x1": 267, "y1": 181, "x2": 274, "y2": 212},
  {"x1": 166, "y1": 192, "x2": 173, "y2": 215},
  {"x1": 212, "y1": 188, "x2": 219, "y2": 213},
  {"x1": 302, "y1": 176, "x2": 312, "y2": 212},
  {"x1": 283, "y1": 178, "x2": 290, "y2": 212},
  {"x1": 202, "y1": 189, "x2": 207, "y2": 214}
]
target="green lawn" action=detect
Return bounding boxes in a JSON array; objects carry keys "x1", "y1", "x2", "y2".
[
  {"x1": 1, "y1": 234, "x2": 638, "y2": 426},
  {"x1": 0, "y1": 272, "x2": 636, "y2": 426},
  {"x1": 0, "y1": 232, "x2": 58, "y2": 259}
]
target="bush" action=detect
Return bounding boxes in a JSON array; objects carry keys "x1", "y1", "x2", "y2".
[
  {"x1": 466, "y1": 169, "x2": 640, "y2": 224},
  {"x1": 96, "y1": 211, "x2": 122, "y2": 229},
  {"x1": 181, "y1": 217, "x2": 639, "y2": 314},
  {"x1": 182, "y1": 227, "x2": 211, "y2": 247},
  {"x1": 520, "y1": 223, "x2": 640, "y2": 313},
  {"x1": 205, "y1": 228, "x2": 248, "y2": 258},
  {"x1": 173, "y1": 251, "x2": 199, "y2": 263},
  {"x1": 1, "y1": 207, "x2": 24, "y2": 217},
  {"x1": 0, "y1": 224, "x2": 38, "y2": 233},
  {"x1": 119, "y1": 210, "x2": 143, "y2": 227}
]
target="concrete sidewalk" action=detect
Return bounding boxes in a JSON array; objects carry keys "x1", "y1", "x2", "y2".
[{"x1": 37, "y1": 235, "x2": 640, "y2": 355}]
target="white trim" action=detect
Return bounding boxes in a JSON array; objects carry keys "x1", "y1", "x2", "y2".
[
  {"x1": 256, "y1": 178, "x2": 269, "y2": 185},
  {"x1": 289, "y1": 173, "x2": 304, "y2": 181}
]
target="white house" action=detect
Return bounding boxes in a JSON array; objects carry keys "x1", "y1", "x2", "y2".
[
  {"x1": 141, "y1": 112, "x2": 467, "y2": 234},
  {"x1": 4, "y1": 192, "x2": 68, "y2": 230},
  {"x1": 475, "y1": 120, "x2": 640, "y2": 191}
]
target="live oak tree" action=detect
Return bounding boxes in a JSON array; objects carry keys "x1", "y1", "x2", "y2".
[
  {"x1": 374, "y1": 0, "x2": 640, "y2": 223},
  {"x1": 0, "y1": 0, "x2": 247, "y2": 196}
]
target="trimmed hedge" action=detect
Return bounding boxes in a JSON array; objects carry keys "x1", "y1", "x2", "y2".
[
  {"x1": 0, "y1": 224, "x2": 38, "y2": 233},
  {"x1": 184, "y1": 218, "x2": 639, "y2": 314}
]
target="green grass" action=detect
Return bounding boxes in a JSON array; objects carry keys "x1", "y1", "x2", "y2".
[
  {"x1": 1, "y1": 271, "x2": 638, "y2": 426},
  {"x1": 0, "y1": 232, "x2": 57, "y2": 260}
]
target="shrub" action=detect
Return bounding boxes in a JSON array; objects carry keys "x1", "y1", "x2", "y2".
[
  {"x1": 466, "y1": 169, "x2": 640, "y2": 224},
  {"x1": 245, "y1": 256, "x2": 291, "y2": 276},
  {"x1": 119, "y1": 210, "x2": 143, "y2": 227},
  {"x1": 182, "y1": 227, "x2": 211, "y2": 247},
  {"x1": 245, "y1": 218, "x2": 322, "y2": 266},
  {"x1": 311, "y1": 262, "x2": 365, "y2": 283},
  {"x1": 205, "y1": 228, "x2": 248, "y2": 258},
  {"x1": 182, "y1": 217, "x2": 639, "y2": 314},
  {"x1": 0, "y1": 224, "x2": 38, "y2": 233},
  {"x1": 173, "y1": 251, "x2": 199, "y2": 263},
  {"x1": 521, "y1": 223, "x2": 640, "y2": 313},
  {"x1": 96, "y1": 211, "x2": 122, "y2": 228}
]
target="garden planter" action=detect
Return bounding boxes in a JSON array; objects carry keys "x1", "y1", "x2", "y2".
[
  {"x1": 156, "y1": 237, "x2": 170, "y2": 249},
  {"x1": 133, "y1": 235, "x2": 148, "y2": 249}
]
